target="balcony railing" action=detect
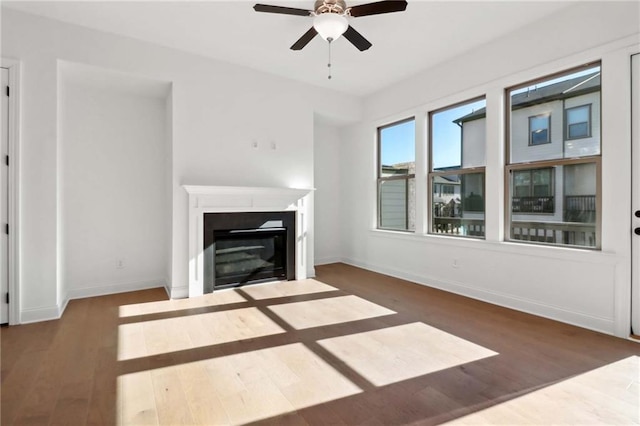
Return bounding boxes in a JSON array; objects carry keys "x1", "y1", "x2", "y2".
[
  {"x1": 512, "y1": 196, "x2": 554, "y2": 213},
  {"x1": 433, "y1": 217, "x2": 596, "y2": 246},
  {"x1": 511, "y1": 221, "x2": 596, "y2": 247},
  {"x1": 433, "y1": 218, "x2": 485, "y2": 237},
  {"x1": 564, "y1": 195, "x2": 596, "y2": 222}
]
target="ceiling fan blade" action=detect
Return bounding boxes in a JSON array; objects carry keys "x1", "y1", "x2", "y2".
[
  {"x1": 343, "y1": 25, "x2": 372, "y2": 51},
  {"x1": 348, "y1": 0, "x2": 407, "y2": 17},
  {"x1": 290, "y1": 27, "x2": 318, "y2": 50},
  {"x1": 253, "y1": 4, "x2": 313, "y2": 16}
]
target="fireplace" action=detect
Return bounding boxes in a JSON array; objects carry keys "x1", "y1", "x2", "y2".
[
  {"x1": 183, "y1": 185, "x2": 312, "y2": 298},
  {"x1": 203, "y1": 211, "x2": 295, "y2": 292}
]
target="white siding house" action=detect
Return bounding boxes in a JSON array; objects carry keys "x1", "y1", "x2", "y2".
[{"x1": 455, "y1": 72, "x2": 600, "y2": 246}]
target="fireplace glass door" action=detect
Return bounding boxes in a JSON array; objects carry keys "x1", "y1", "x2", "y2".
[{"x1": 213, "y1": 228, "x2": 287, "y2": 288}]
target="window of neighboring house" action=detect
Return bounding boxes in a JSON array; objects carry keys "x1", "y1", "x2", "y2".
[
  {"x1": 442, "y1": 184, "x2": 455, "y2": 195},
  {"x1": 565, "y1": 104, "x2": 591, "y2": 139},
  {"x1": 377, "y1": 118, "x2": 415, "y2": 231},
  {"x1": 512, "y1": 168, "x2": 555, "y2": 214},
  {"x1": 429, "y1": 97, "x2": 486, "y2": 238},
  {"x1": 529, "y1": 114, "x2": 550, "y2": 145},
  {"x1": 506, "y1": 64, "x2": 601, "y2": 248},
  {"x1": 514, "y1": 168, "x2": 553, "y2": 197}
]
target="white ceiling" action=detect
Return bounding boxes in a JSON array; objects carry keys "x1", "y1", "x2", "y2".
[{"x1": 4, "y1": 0, "x2": 573, "y2": 97}]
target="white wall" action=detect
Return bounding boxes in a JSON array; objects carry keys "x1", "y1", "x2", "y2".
[
  {"x1": 1, "y1": 8, "x2": 361, "y2": 321},
  {"x1": 61, "y1": 64, "x2": 168, "y2": 299},
  {"x1": 339, "y1": 1, "x2": 639, "y2": 337},
  {"x1": 313, "y1": 119, "x2": 342, "y2": 265}
]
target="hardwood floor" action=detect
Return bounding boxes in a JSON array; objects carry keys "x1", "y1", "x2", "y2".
[{"x1": 2, "y1": 263, "x2": 639, "y2": 425}]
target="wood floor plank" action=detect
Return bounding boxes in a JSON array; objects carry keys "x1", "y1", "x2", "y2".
[
  {"x1": 0, "y1": 349, "x2": 48, "y2": 424},
  {"x1": 2, "y1": 263, "x2": 639, "y2": 425},
  {"x1": 118, "y1": 370, "x2": 159, "y2": 425}
]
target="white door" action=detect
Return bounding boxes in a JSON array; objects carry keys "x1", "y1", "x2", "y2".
[
  {"x1": 0, "y1": 67, "x2": 8, "y2": 325},
  {"x1": 632, "y1": 54, "x2": 640, "y2": 336}
]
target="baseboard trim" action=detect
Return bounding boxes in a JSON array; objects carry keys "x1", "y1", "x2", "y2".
[
  {"x1": 314, "y1": 256, "x2": 342, "y2": 266},
  {"x1": 66, "y1": 278, "x2": 166, "y2": 301},
  {"x1": 341, "y1": 257, "x2": 616, "y2": 336},
  {"x1": 20, "y1": 304, "x2": 63, "y2": 324},
  {"x1": 307, "y1": 266, "x2": 316, "y2": 278},
  {"x1": 168, "y1": 284, "x2": 189, "y2": 299},
  {"x1": 21, "y1": 278, "x2": 168, "y2": 324}
]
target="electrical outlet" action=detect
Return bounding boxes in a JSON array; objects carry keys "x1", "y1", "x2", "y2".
[{"x1": 116, "y1": 259, "x2": 125, "y2": 269}]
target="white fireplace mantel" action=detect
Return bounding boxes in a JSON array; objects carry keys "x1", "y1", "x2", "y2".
[{"x1": 183, "y1": 185, "x2": 314, "y2": 297}]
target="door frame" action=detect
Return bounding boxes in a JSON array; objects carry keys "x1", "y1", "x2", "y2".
[
  {"x1": 632, "y1": 53, "x2": 640, "y2": 336},
  {"x1": 2, "y1": 58, "x2": 20, "y2": 325}
]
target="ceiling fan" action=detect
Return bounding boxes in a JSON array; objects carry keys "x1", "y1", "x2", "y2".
[{"x1": 253, "y1": 0, "x2": 408, "y2": 51}]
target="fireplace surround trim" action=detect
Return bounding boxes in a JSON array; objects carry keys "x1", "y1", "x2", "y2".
[{"x1": 184, "y1": 185, "x2": 314, "y2": 298}]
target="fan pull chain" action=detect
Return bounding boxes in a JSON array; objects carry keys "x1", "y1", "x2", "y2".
[{"x1": 327, "y1": 38, "x2": 333, "y2": 80}]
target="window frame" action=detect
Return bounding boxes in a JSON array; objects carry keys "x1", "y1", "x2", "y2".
[
  {"x1": 428, "y1": 96, "x2": 487, "y2": 239},
  {"x1": 504, "y1": 62, "x2": 602, "y2": 249},
  {"x1": 565, "y1": 104, "x2": 592, "y2": 140},
  {"x1": 376, "y1": 117, "x2": 416, "y2": 232},
  {"x1": 528, "y1": 113, "x2": 551, "y2": 146}
]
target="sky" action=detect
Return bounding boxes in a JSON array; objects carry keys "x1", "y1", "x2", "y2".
[
  {"x1": 380, "y1": 99, "x2": 486, "y2": 170},
  {"x1": 380, "y1": 119, "x2": 415, "y2": 166},
  {"x1": 431, "y1": 99, "x2": 485, "y2": 169}
]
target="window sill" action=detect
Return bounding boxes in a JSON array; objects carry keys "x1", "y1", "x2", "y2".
[{"x1": 368, "y1": 228, "x2": 620, "y2": 264}]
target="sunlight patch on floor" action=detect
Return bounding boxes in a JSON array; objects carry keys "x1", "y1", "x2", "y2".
[
  {"x1": 446, "y1": 355, "x2": 640, "y2": 425},
  {"x1": 118, "y1": 289, "x2": 247, "y2": 318},
  {"x1": 117, "y1": 343, "x2": 362, "y2": 425},
  {"x1": 240, "y1": 278, "x2": 338, "y2": 300},
  {"x1": 267, "y1": 295, "x2": 396, "y2": 330},
  {"x1": 319, "y1": 322, "x2": 499, "y2": 387},
  {"x1": 117, "y1": 307, "x2": 285, "y2": 361}
]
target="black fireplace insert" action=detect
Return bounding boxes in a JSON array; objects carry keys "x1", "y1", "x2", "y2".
[{"x1": 203, "y1": 211, "x2": 295, "y2": 291}]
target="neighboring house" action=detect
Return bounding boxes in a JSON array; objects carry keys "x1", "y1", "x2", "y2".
[
  {"x1": 379, "y1": 162, "x2": 415, "y2": 230},
  {"x1": 454, "y1": 72, "x2": 600, "y2": 246},
  {"x1": 432, "y1": 174, "x2": 461, "y2": 217}
]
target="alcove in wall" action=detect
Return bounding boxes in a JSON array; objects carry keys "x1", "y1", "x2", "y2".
[{"x1": 59, "y1": 61, "x2": 172, "y2": 299}]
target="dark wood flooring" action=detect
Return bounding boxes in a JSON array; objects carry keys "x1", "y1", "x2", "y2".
[{"x1": 2, "y1": 263, "x2": 639, "y2": 425}]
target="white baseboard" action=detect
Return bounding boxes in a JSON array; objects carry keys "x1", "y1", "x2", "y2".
[
  {"x1": 307, "y1": 266, "x2": 316, "y2": 278},
  {"x1": 66, "y1": 278, "x2": 166, "y2": 301},
  {"x1": 20, "y1": 304, "x2": 64, "y2": 324},
  {"x1": 314, "y1": 256, "x2": 342, "y2": 266},
  {"x1": 21, "y1": 278, "x2": 168, "y2": 324},
  {"x1": 168, "y1": 284, "x2": 188, "y2": 299},
  {"x1": 341, "y1": 257, "x2": 616, "y2": 336}
]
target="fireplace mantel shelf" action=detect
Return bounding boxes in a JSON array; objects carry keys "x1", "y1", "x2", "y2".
[{"x1": 183, "y1": 185, "x2": 314, "y2": 197}]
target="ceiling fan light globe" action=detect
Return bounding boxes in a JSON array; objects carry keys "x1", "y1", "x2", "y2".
[{"x1": 313, "y1": 13, "x2": 348, "y2": 41}]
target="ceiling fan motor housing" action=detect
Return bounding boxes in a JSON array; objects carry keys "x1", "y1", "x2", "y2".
[{"x1": 314, "y1": 0, "x2": 347, "y2": 15}]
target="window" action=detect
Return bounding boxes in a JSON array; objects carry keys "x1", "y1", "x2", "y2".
[
  {"x1": 377, "y1": 118, "x2": 415, "y2": 231},
  {"x1": 507, "y1": 64, "x2": 601, "y2": 248},
  {"x1": 442, "y1": 184, "x2": 455, "y2": 195},
  {"x1": 514, "y1": 168, "x2": 553, "y2": 197},
  {"x1": 529, "y1": 114, "x2": 550, "y2": 145},
  {"x1": 430, "y1": 97, "x2": 486, "y2": 238},
  {"x1": 512, "y1": 168, "x2": 555, "y2": 214},
  {"x1": 565, "y1": 104, "x2": 591, "y2": 139}
]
